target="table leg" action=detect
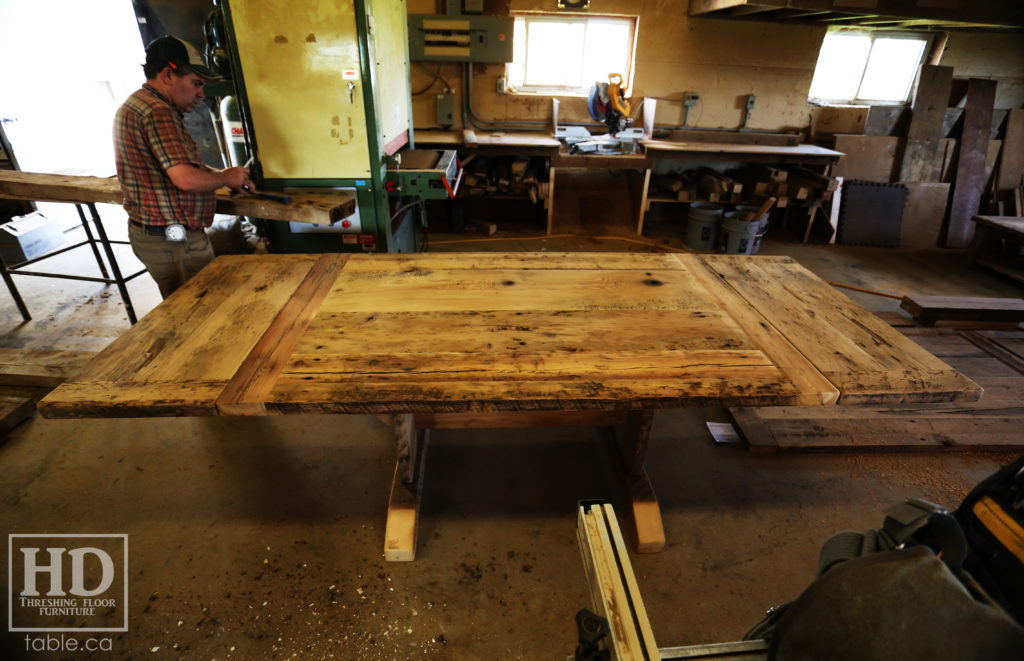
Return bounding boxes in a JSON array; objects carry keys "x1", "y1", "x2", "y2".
[
  {"x1": 963, "y1": 224, "x2": 991, "y2": 267},
  {"x1": 1, "y1": 255, "x2": 30, "y2": 321},
  {"x1": 75, "y1": 204, "x2": 110, "y2": 279},
  {"x1": 87, "y1": 203, "x2": 138, "y2": 325},
  {"x1": 384, "y1": 413, "x2": 429, "y2": 562},
  {"x1": 612, "y1": 410, "x2": 665, "y2": 553},
  {"x1": 802, "y1": 203, "x2": 822, "y2": 244}
]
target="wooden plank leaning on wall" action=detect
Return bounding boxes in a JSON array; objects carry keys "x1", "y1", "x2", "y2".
[{"x1": 945, "y1": 78, "x2": 998, "y2": 249}]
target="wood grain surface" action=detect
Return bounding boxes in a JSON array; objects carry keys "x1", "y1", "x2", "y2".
[
  {"x1": 38, "y1": 255, "x2": 320, "y2": 417},
  {"x1": 731, "y1": 328, "x2": 1023, "y2": 452},
  {"x1": 702, "y1": 256, "x2": 981, "y2": 404},
  {"x1": 946, "y1": 78, "x2": 998, "y2": 249},
  {"x1": 0, "y1": 170, "x2": 356, "y2": 225},
  {"x1": 37, "y1": 252, "x2": 979, "y2": 418},
  {"x1": 0, "y1": 348, "x2": 95, "y2": 387}
]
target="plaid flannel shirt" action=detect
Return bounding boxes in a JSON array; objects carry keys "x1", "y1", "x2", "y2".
[{"x1": 113, "y1": 84, "x2": 214, "y2": 229}]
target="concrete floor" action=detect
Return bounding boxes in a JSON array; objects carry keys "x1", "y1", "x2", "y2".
[{"x1": 1, "y1": 216, "x2": 1022, "y2": 659}]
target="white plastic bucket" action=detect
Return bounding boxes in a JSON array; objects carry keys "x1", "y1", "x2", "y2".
[
  {"x1": 733, "y1": 204, "x2": 767, "y2": 224},
  {"x1": 721, "y1": 212, "x2": 760, "y2": 255},
  {"x1": 750, "y1": 226, "x2": 768, "y2": 254},
  {"x1": 685, "y1": 203, "x2": 723, "y2": 251},
  {"x1": 731, "y1": 205, "x2": 769, "y2": 254}
]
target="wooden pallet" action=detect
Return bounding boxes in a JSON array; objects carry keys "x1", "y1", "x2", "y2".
[{"x1": 730, "y1": 328, "x2": 1024, "y2": 452}]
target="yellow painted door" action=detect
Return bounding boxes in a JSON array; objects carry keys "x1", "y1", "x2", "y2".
[
  {"x1": 370, "y1": 0, "x2": 411, "y2": 154},
  {"x1": 230, "y1": 0, "x2": 371, "y2": 179}
]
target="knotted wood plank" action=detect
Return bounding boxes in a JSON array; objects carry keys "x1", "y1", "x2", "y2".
[
  {"x1": 37, "y1": 255, "x2": 319, "y2": 418},
  {"x1": 700, "y1": 255, "x2": 981, "y2": 404},
  {"x1": 0, "y1": 170, "x2": 355, "y2": 225}
]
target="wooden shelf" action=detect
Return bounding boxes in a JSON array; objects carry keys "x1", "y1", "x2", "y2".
[
  {"x1": 457, "y1": 194, "x2": 536, "y2": 200},
  {"x1": 976, "y1": 255, "x2": 1024, "y2": 286},
  {"x1": 641, "y1": 139, "x2": 843, "y2": 166},
  {"x1": 646, "y1": 195, "x2": 691, "y2": 204},
  {"x1": 410, "y1": 132, "x2": 841, "y2": 239}
]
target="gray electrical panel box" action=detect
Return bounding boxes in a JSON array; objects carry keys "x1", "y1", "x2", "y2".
[
  {"x1": 408, "y1": 14, "x2": 514, "y2": 62},
  {"x1": 446, "y1": 0, "x2": 484, "y2": 12},
  {"x1": 436, "y1": 92, "x2": 455, "y2": 127}
]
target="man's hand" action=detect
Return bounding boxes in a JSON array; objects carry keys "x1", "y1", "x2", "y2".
[
  {"x1": 221, "y1": 166, "x2": 252, "y2": 193},
  {"x1": 167, "y1": 164, "x2": 253, "y2": 194}
]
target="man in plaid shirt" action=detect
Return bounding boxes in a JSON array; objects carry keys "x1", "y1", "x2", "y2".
[{"x1": 114, "y1": 35, "x2": 252, "y2": 299}]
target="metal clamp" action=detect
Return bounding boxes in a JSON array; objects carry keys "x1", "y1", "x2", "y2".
[{"x1": 574, "y1": 609, "x2": 611, "y2": 661}]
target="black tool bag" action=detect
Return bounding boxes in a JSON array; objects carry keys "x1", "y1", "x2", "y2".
[
  {"x1": 745, "y1": 456, "x2": 1024, "y2": 661},
  {"x1": 956, "y1": 455, "x2": 1024, "y2": 625}
]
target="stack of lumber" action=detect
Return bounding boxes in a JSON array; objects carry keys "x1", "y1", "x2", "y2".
[
  {"x1": 780, "y1": 166, "x2": 838, "y2": 201},
  {"x1": 652, "y1": 167, "x2": 741, "y2": 203},
  {"x1": 652, "y1": 165, "x2": 837, "y2": 211},
  {"x1": 730, "y1": 165, "x2": 837, "y2": 210},
  {"x1": 729, "y1": 166, "x2": 788, "y2": 208},
  {"x1": 652, "y1": 173, "x2": 694, "y2": 200},
  {"x1": 818, "y1": 66, "x2": 1023, "y2": 249},
  {"x1": 460, "y1": 156, "x2": 549, "y2": 204},
  {"x1": 697, "y1": 168, "x2": 743, "y2": 202}
]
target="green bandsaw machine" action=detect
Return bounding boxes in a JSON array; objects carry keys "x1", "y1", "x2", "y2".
[{"x1": 219, "y1": 0, "x2": 459, "y2": 253}]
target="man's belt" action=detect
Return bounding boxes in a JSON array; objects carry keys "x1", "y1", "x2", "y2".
[{"x1": 129, "y1": 220, "x2": 200, "y2": 236}]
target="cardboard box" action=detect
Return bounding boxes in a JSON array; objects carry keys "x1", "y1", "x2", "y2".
[{"x1": 0, "y1": 211, "x2": 66, "y2": 264}]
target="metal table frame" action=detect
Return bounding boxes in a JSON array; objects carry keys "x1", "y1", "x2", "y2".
[{"x1": 2, "y1": 201, "x2": 146, "y2": 324}]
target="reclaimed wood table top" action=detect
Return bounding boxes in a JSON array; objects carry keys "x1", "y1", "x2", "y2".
[{"x1": 37, "y1": 252, "x2": 980, "y2": 419}]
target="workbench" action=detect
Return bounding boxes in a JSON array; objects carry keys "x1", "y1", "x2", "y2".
[
  {"x1": 0, "y1": 170, "x2": 357, "y2": 323},
  {"x1": 413, "y1": 131, "x2": 842, "y2": 237},
  {"x1": 37, "y1": 252, "x2": 978, "y2": 560},
  {"x1": 964, "y1": 215, "x2": 1024, "y2": 285},
  {"x1": 0, "y1": 170, "x2": 358, "y2": 226}
]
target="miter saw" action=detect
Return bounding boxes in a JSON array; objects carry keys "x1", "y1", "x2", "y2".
[
  {"x1": 557, "y1": 73, "x2": 644, "y2": 154},
  {"x1": 588, "y1": 73, "x2": 632, "y2": 134}
]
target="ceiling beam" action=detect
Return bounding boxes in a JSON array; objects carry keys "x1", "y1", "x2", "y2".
[
  {"x1": 690, "y1": 0, "x2": 1024, "y2": 28},
  {"x1": 788, "y1": 0, "x2": 1024, "y2": 27}
]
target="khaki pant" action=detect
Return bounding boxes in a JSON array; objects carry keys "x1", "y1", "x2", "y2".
[{"x1": 128, "y1": 224, "x2": 215, "y2": 299}]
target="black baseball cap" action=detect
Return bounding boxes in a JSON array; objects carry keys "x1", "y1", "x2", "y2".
[{"x1": 145, "y1": 35, "x2": 223, "y2": 81}]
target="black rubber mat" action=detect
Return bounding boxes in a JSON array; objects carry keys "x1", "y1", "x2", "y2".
[{"x1": 837, "y1": 180, "x2": 909, "y2": 248}]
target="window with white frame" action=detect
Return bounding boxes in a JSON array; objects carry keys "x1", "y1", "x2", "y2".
[
  {"x1": 506, "y1": 13, "x2": 637, "y2": 96},
  {"x1": 808, "y1": 30, "x2": 931, "y2": 105}
]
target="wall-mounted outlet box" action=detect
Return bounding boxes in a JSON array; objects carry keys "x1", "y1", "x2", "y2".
[
  {"x1": 436, "y1": 92, "x2": 454, "y2": 127},
  {"x1": 496, "y1": 77, "x2": 506, "y2": 94},
  {"x1": 683, "y1": 93, "x2": 699, "y2": 108}
]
